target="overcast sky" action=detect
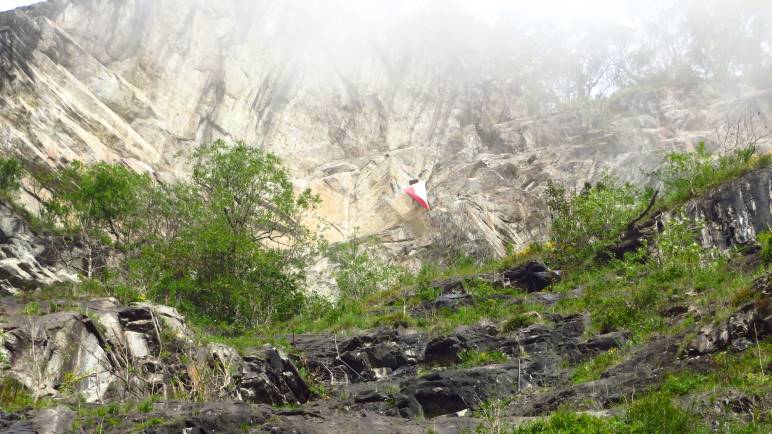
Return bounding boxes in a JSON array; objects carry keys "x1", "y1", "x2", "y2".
[{"x1": 0, "y1": 0, "x2": 43, "y2": 12}]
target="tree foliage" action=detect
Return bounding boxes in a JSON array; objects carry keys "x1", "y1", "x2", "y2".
[
  {"x1": 47, "y1": 162, "x2": 153, "y2": 245},
  {"x1": 327, "y1": 237, "x2": 403, "y2": 300},
  {"x1": 546, "y1": 176, "x2": 651, "y2": 262},
  {"x1": 0, "y1": 158, "x2": 23, "y2": 195},
  {"x1": 131, "y1": 140, "x2": 320, "y2": 327},
  {"x1": 25, "y1": 141, "x2": 320, "y2": 327}
]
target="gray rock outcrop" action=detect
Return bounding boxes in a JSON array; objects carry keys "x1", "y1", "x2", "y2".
[
  {"x1": 0, "y1": 297, "x2": 310, "y2": 405},
  {"x1": 0, "y1": 201, "x2": 76, "y2": 295},
  {"x1": 687, "y1": 168, "x2": 772, "y2": 250}
]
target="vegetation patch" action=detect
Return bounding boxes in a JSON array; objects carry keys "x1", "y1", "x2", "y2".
[
  {"x1": 458, "y1": 350, "x2": 508, "y2": 368},
  {"x1": 570, "y1": 348, "x2": 624, "y2": 384},
  {"x1": 0, "y1": 377, "x2": 42, "y2": 413}
]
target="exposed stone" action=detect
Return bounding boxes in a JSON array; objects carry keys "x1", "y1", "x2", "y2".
[
  {"x1": 398, "y1": 363, "x2": 529, "y2": 419},
  {"x1": 239, "y1": 345, "x2": 311, "y2": 405},
  {"x1": 688, "y1": 299, "x2": 771, "y2": 355},
  {"x1": 501, "y1": 261, "x2": 559, "y2": 292},
  {"x1": 687, "y1": 169, "x2": 772, "y2": 250},
  {"x1": 0, "y1": 202, "x2": 77, "y2": 294},
  {"x1": 0, "y1": 311, "x2": 116, "y2": 403},
  {"x1": 424, "y1": 325, "x2": 507, "y2": 367},
  {"x1": 1, "y1": 405, "x2": 74, "y2": 434}
]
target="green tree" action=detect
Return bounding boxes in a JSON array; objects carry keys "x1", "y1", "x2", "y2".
[
  {"x1": 132, "y1": 140, "x2": 320, "y2": 327},
  {"x1": 29, "y1": 161, "x2": 153, "y2": 277},
  {"x1": 56, "y1": 162, "x2": 153, "y2": 245}
]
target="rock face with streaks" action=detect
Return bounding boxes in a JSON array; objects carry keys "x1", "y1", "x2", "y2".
[
  {"x1": 687, "y1": 169, "x2": 772, "y2": 250},
  {"x1": 1, "y1": 0, "x2": 771, "y2": 262},
  {"x1": 0, "y1": 201, "x2": 77, "y2": 294}
]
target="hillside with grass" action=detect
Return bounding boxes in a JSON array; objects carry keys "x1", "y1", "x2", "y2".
[{"x1": 0, "y1": 137, "x2": 770, "y2": 433}]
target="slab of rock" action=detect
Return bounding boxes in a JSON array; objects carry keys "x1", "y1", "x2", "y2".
[
  {"x1": 240, "y1": 345, "x2": 311, "y2": 405},
  {"x1": 687, "y1": 169, "x2": 772, "y2": 250},
  {"x1": 0, "y1": 405, "x2": 74, "y2": 434},
  {"x1": 0, "y1": 202, "x2": 77, "y2": 294},
  {"x1": 398, "y1": 362, "x2": 531, "y2": 419},
  {"x1": 501, "y1": 261, "x2": 559, "y2": 292}
]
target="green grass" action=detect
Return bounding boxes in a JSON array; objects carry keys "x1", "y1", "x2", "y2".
[
  {"x1": 458, "y1": 350, "x2": 508, "y2": 368},
  {"x1": 624, "y1": 392, "x2": 706, "y2": 433},
  {"x1": 502, "y1": 313, "x2": 539, "y2": 332},
  {"x1": 570, "y1": 348, "x2": 624, "y2": 384},
  {"x1": 657, "y1": 145, "x2": 772, "y2": 210},
  {"x1": 0, "y1": 377, "x2": 47, "y2": 413},
  {"x1": 550, "y1": 247, "x2": 752, "y2": 340},
  {"x1": 512, "y1": 393, "x2": 708, "y2": 433},
  {"x1": 513, "y1": 410, "x2": 624, "y2": 433}
]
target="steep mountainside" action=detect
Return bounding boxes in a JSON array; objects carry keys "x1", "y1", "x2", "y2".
[
  {"x1": 0, "y1": 0, "x2": 771, "y2": 259},
  {"x1": 0, "y1": 168, "x2": 770, "y2": 433}
]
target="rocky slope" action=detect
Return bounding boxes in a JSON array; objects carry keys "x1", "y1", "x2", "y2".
[
  {"x1": 1, "y1": 170, "x2": 771, "y2": 433},
  {"x1": 1, "y1": 0, "x2": 771, "y2": 261}
]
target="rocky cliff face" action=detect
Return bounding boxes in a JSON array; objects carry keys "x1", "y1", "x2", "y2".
[{"x1": 1, "y1": 0, "x2": 771, "y2": 260}]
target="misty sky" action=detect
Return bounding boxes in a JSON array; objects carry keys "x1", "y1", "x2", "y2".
[
  {"x1": 0, "y1": 0, "x2": 633, "y2": 20},
  {"x1": 0, "y1": 0, "x2": 43, "y2": 12}
]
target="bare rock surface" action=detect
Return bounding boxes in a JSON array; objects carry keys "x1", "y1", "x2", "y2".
[
  {"x1": 0, "y1": 202, "x2": 76, "y2": 294},
  {"x1": 688, "y1": 168, "x2": 772, "y2": 250}
]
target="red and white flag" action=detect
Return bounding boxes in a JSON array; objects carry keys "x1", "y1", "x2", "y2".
[{"x1": 404, "y1": 180, "x2": 430, "y2": 210}]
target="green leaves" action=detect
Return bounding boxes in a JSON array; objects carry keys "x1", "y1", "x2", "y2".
[
  {"x1": 131, "y1": 140, "x2": 318, "y2": 327},
  {"x1": 327, "y1": 236, "x2": 404, "y2": 300},
  {"x1": 24, "y1": 140, "x2": 319, "y2": 328},
  {"x1": 546, "y1": 176, "x2": 650, "y2": 262},
  {"x1": 656, "y1": 141, "x2": 762, "y2": 207},
  {"x1": 40, "y1": 161, "x2": 152, "y2": 245},
  {"x1": 0, "y1": 158, "x2": 23, "y2": 195}
]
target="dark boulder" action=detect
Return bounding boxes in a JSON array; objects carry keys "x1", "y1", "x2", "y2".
[
  {"x1": 686, "y1": 168, "x2": 772, "y2": 250},
  {"x1": 501, "y1": 261, "x2": 558, "y2": 292},
  {"x1": 240, "y1": 345, "x2": 311, "y2": 405},
  {"x1": 423, "y1": 325, "x2": 508, "y2": 366},
  {"x1": 398, "y1": 362, "x2": 530, "y2": 419},
  {"x1": 566, "y1": 331, "x2": 630, "y2": 363},
  {"x1": 431, "y1": 292, "x2": 474, "y2": 310},
  {"x1": 424, "y1": 335, "x2": 466, "y2": 366}
]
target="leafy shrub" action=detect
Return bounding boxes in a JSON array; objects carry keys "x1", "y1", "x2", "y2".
[
  {"x1": 546, "y1": 176, "x2": 651, "y2": 262},
  {"x1": 41, "y1": 161, "x2": 153, "y2": 245},
  {"x1": 655, "y1": 142, "x2": 768, "y2": 207},
  {"x1": 757, "y1": 230, "x2": 772, "y2": 265},
  {"x1": 624, "y1": 392, "x2": 704, "y2": 433},
  {"x1": 458, "y1": 350, "x2": 507, "y2": 367},
  {"x1": 327, "y1": 237, "x2": 404, "y2": 300},
  {"x1": 0, "y1": 157, "x2": 23, "y2": 195},
  {"x1": 654, "y1": 212, "x2": 714, "y2": 275}
]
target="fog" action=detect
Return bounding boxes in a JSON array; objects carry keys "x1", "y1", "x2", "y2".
[
  {"x1": 10, "y1": 0, "x2": 771, "y2": 110},
  {"x1": 222, "y1": 0, "x2": 771, "y2": 106},
  {"x1": 0, "y1": 0, "x2": 42, "y2": 12}
]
